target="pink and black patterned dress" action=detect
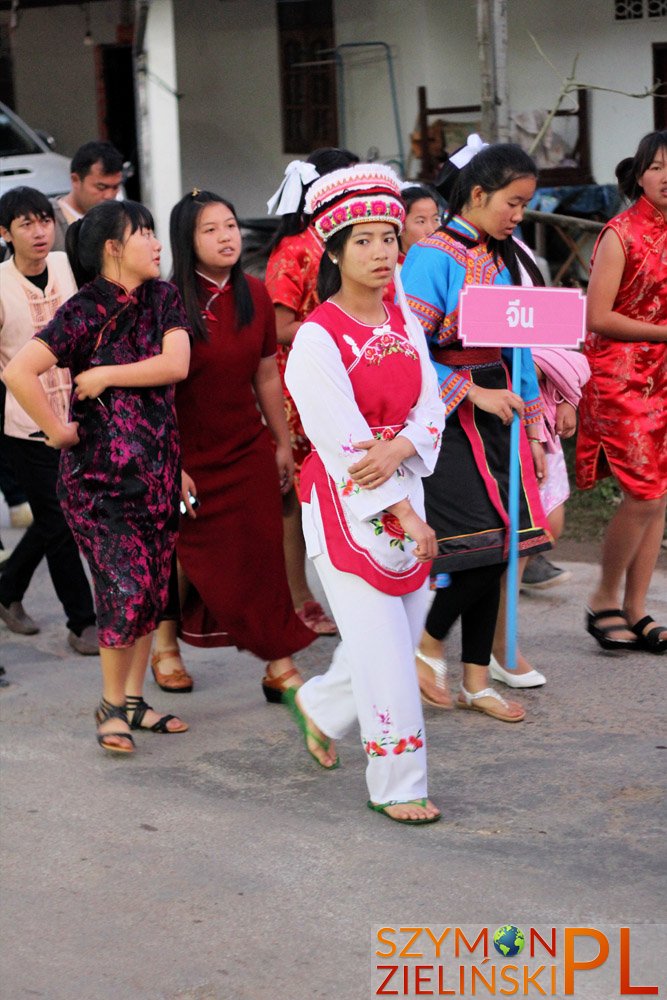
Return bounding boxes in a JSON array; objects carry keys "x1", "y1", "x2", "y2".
[{"x1": 36, "y1": 276, "x2": 189, "y2": 648}]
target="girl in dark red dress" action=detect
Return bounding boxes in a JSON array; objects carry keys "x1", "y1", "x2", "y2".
[
  {"x1": 154, "y1": 190, "x2": 314, "y2": 698},
  {"x1": 3, "y1": 200, "x2": 191, "y2": 753},
  {"x1": 576, "y1": 131, "x2": 667, "y2": 653}
]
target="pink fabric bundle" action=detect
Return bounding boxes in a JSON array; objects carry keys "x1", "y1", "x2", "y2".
[{"x1": 531, "y1": 347, "x2": 591, "y2": 451}]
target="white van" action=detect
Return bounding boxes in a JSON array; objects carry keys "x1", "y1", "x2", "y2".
[{"x1": 0, "y1": 102, "x2": 71, "y2": 198}]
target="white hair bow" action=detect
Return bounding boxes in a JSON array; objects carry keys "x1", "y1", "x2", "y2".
[
  {"x1": 267, "y1": 160, "x2": 320, "y2": 215},
  {"x1": 449, "y1": 133, "x2": 488, "y2": 170}
]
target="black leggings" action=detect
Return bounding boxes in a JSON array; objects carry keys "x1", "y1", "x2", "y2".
[{"x1": 425, "y1": 563, "x2": 505, "y2": 665}]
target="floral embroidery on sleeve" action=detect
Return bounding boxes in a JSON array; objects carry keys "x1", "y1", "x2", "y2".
[
  {"x1": 369, "y1": 511, "x2": 412, "y2": 550},
  {"x1": 427, "y1": 422, "x2": 442, "y2": 450},
  {"x1": 338, "y1": 477, "x2": 361, "y2": 497}
]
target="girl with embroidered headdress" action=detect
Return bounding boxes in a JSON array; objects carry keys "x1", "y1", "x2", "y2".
[
  {"x1": 264, "y1": 148, "x2": 359, "y2": 637},
  {"x1": 576, "y1": 130, "x2": 667, "y2": 654},
  {"x1": 153, "y1": 190, "x2": 315, "y2": 700},
  {"x1": 284, "y1": 164, "x2": 444, "y2": 824},
  {"x1": 401, "y1": 139, "x2": 552, "y2": 721}
]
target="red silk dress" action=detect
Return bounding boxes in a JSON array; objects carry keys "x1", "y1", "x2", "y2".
[
  {"x1": 174, "y1": 275, "x2": 314, "y2": 659},
  {"x1": 265, "y1": 226, "x2": 323, "y2": 485},
  {"x1": 576, "y1": 196, "x2": 667, "y2": 500}
]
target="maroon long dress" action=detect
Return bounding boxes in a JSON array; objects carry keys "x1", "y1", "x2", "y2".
[{"x1": 175, "y1": 273, "x2": 314, "y2": 660}]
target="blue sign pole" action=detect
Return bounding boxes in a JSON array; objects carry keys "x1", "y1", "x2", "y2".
[{"x1": 504, "y1": 347, "x2": 522, "y2": 671}]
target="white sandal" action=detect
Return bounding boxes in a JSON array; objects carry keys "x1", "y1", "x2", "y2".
[
  {"x1": 457, "y1": 683, "x2": 525, "y2": 723},
  {"x1": 415, "y1": 649, "x2": 453, "y2": 709}
]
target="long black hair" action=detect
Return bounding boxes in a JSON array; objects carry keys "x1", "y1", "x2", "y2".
[
  {"x1": 265, "y1": 147, "x2": 359, "y2": 255},
  {"x1": 443, "y1": 143, "x2": 538, "y2": 285},
  {"x1": 615, "y1": 129, "x2": 667, "y2": 201},
  {"x1": 65, "y1": 199, "x2": 154, "y2": 288},
  {"x1": 316, "y1": 226, "x2": 356, "y2": 301},
  {"x1": 170, "y1": 190, "x2": 254, "y2": 341}
]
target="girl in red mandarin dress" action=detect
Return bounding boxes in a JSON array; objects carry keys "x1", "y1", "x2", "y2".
[{"x1": 576, "y1": 130, "x2": 667, "y2": 654}]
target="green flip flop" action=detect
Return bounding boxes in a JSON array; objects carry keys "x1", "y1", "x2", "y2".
[
  {"x1": 367, "y1": 799, "x2": 441, "y2": 825},
  {"x1": 283, "y1": 687, "x2": 340, "y2": 770}
]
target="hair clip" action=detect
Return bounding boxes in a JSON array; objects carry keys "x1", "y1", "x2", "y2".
[{"x1": 191, "y1": 187, "x2": 201, "y2": 197}]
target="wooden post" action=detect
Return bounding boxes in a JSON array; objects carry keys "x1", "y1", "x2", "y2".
[
  {"x1": 477, "y1": 0, "x2": 497, "y2": 140},
  {"x1": 492, "y1": 0, "x2": 509, "y2": 141}
]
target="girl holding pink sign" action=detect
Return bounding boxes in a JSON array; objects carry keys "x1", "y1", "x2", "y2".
[
  {"x1": 577, "y1": 130, "x2": 667, "y2": 655},
  {"x1": 402, "y1": 141, "x2": 552, "y2": 722}
]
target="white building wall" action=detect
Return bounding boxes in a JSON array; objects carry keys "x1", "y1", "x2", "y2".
[
  {"x1": 9, "y1": 1, "x2": 120, "y2": 156},
  {"x1": 174, "y1": 0, "x2": 284, "y2": 218},
  {"x1": 139, "y1": 0, "x2": 182, "y2": 274},
  {"x1": 5, "y1": 0, "x2": 665, "y2": 220}
]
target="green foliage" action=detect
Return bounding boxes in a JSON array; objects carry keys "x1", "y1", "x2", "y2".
[{"x1": 561, "y1": 436, "x2": 621, "y2": 542}]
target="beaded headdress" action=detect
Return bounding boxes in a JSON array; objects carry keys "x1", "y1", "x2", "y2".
[{"x1": 305, "y1": 163, "x2": 405, "y2": 242}]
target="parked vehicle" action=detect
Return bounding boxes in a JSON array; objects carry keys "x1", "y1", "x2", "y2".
[{"x1": 0, "y1": 101, "x2": 71, "y2": 197}]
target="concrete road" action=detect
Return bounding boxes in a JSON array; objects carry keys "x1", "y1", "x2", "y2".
[{"x1": 1, "y1": 522, "x2": 665, "y2": 1000}]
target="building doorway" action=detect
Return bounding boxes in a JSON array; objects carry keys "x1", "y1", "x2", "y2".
[{"x1": 96, "y1": 43, "x2": 140, "y2": 199}]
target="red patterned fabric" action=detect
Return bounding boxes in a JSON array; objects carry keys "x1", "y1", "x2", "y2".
[
  {"x1": 576, "y1": 196, "x2": 667, "y2": 499},
  {"x1": 265, "y1": 226, "x2": 323, "y2": 483}
]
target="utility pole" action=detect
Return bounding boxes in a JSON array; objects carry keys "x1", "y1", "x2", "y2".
[
  {"x1": 477, "y1": 0, "x2": 496, "y2": 140},
  {"x1": 492, "y1": 0, "x2": 510, "y2": 141},
  {"x1": 477, "y1": 0, "x2": 509, "y2": 142}
]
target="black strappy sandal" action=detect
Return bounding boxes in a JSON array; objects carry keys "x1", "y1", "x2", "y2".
[
  {"x1": 125, "y1": 695, "x2": 189, "y2": 734},
  {"x1": 630, "y1": 616, "x2": 667, "y2": 654},
  {"x1": 585, "y1": 608, "x2": 639, "y2": 651},
  {"x1": 95, "y1": 697, "x2": 135, "y2": 755}
]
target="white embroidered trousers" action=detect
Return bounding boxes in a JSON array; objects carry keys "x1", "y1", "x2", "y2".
[{"x1": 299, "y1": 550, "x2": 431, "y2": 805}]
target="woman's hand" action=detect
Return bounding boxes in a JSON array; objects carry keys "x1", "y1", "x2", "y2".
[
  {"x1": 467, "y1": 384, "x2": 524, "y2": 425},
  {"x1": 45, "y1": 421, "x2": 80, "y2": 450},
  {"x1": 348, "y1": 437, "x2": 415, "y2": 489},
  {"x1": 529, "y1": 439, "x2": 547, "y2": 483},
  {"x1": 74, "y1": 366, "x2": 111, "y2": 401},
  {"x1": 385, "y1": 499, "x2": 437, "y2": 562},
  {"x1": 555, "y1": 400, "x2": 577, "y2": 438},
  {"x1": 275, "y1": 443, "x2": 295, "y2": 495},
  {"x1": 180, "y1": 470, "x2": 198, "y2": 519}
]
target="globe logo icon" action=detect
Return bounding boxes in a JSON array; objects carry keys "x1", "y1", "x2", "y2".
[{"x1": 493, "y1": 924, "x2": 526, "y2": 957}]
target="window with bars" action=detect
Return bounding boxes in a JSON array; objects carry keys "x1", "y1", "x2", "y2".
[
  {"x1": 615, "y1": 0, "x2": 667, "y2": 17},
  {"x1": 277, "y1": 0, "x2": 338, "y2": 154}
]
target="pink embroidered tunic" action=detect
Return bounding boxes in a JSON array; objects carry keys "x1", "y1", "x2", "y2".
[
  {"x1": 576, "y1": 195, "x2": 667, "y2": 500},
  {"x1": 285, "y1": 299, "x2": 444, "y2": 595}
]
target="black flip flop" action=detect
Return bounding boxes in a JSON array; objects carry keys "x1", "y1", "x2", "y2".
[
  {"x1": 630, "y1": 616, "x2": 667, "y2": 654},
  {"x1": 585, "y1": 608, "x2": 639, "y2": 651}
]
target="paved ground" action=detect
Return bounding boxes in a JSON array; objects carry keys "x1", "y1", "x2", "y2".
[{"x1": 1, "y1": 519, "x2": 666, "y2": 1000}]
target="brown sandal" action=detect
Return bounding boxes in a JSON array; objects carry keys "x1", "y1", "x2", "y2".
[
  {"x1": 261, "y1": 664, "x2": 303, "y2": 704},
  {"x1": 150, "y1": 647, "x2": 194, "y2": 693}
]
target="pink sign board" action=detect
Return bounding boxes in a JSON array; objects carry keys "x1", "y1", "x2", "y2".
[{"x1": 458, "y1": 285, "x2": 586, "y2": 348}]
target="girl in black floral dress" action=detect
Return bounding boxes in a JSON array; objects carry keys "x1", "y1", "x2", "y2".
[{"x1": 3, "y1": 200, "x2": 192, "y2": 754}]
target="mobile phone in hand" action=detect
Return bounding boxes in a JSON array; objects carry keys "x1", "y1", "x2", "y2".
[{"x1": 179, "y1": 492, "x2": 200, "y2": 516}]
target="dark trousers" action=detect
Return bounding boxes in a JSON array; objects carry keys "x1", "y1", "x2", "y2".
[
  {"x1": 0, "y1": 435, "x2": 96, "y2": 635},
  {"x1": 425, "y1": 562, "x2": 505, "y2": 665}
]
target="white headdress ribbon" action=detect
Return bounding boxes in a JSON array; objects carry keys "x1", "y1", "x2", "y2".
[
  {"x1": 449, "y1": 133, "x2": 488, "y2": 170},
  {"x1": 267, "y1": 160, "x2": 320, "y2": 215}
]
